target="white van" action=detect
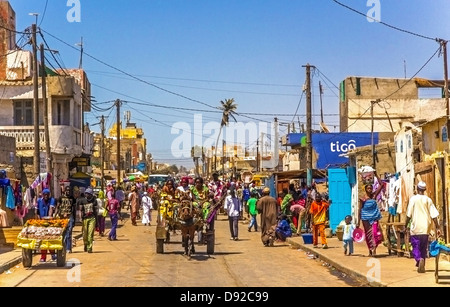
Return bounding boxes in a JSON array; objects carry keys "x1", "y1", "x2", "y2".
[{"x1": 148, "y1": 174, "x2": 170, "y2": 186}]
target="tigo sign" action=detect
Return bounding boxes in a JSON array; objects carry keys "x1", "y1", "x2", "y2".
[{"x1": 286, "y1": 133, "x2": 378, "y2": 169}]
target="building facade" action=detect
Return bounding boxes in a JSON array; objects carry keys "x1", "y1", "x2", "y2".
[{"x1": 0, "y1": 2, "x2": 93, "y2": 196}]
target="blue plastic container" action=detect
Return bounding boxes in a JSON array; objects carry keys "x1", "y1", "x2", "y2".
[{"x1": 302, "y1": 233, "x2": 313, "y2": 244}]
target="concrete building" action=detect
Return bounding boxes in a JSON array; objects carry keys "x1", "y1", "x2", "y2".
[{"x1": 339, "y1": 76, "x2": 447, "y2": 133}]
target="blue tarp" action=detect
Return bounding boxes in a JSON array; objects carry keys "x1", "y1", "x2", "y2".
[{"x1": 429, "y1": 240, "x2": 450, "y2": 257}]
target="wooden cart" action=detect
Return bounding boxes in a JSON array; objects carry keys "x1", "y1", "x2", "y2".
[{"x1": 155, "y1": 193, "x2": 215, "y2": 256}]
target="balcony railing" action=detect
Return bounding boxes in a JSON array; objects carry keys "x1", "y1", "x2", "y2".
[
  {"x1": 0, "y1": 127, "x2": 45, "y2": 150},
  {"x1": 0, "y1": 126, "x2": 92, "y2": 154}
]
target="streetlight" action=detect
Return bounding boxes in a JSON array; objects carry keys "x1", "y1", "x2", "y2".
[{"x1": 28, "y1": 13, "x2": 39, "y2": 25}]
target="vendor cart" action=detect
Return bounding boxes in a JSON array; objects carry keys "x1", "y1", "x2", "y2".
[{"x1": 16, "y1": 218, "x2": 69, "y2": 268}]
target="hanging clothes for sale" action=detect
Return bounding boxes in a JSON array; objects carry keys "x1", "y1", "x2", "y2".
[
  {"x1": 30, "y1": 172, "x2": 51, "y2": 189},
  {"x1": 5, "y1": 185, "x2": 15, "y2": 210}
]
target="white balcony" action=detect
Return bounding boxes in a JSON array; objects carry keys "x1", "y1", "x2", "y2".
[{"x1": 0, "y1": 125, "x2": 92, "y2": 155}]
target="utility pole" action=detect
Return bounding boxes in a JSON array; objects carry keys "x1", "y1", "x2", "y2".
[
  {"x1": 32, "y1": 23, "x2": 40, "y2": 178},
  {"x1": 441, "y1": 39, "x2": 450, "y2": 135},
  {"x1": 40, "y1": 43, "x2": 53, "y2": 191},
  {"x1": 439, "y1": 39, "x2": 449, "y2": 242},
  {"x1": 256, "y1": 139, "x2": 260, "y2": 172},
  {"x1": 100, "y1": 115, "x2": 105, "y2": 193},
  {"x1": 319, "y1": 81, "x2": 324, "y2": 124},
  {"x1": 116, "y1": 99, "x2": 121, "y2": 186},
  {"x1": 371, "y1": 100, "x2": 377, "y2": 169},
  {"x1": 303, "y1": 63, "x2": 314, "y2": 186},
  {"x1": 222, "y1": 140, "x2": 226, "y2": 177}
]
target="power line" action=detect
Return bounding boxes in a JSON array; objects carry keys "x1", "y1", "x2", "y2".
[
  {"x1": 87, "y1": 70, "x2": 300, "y2": 87},
  {"x1": 41, "y1": 29, "x2": 219, "y2": 110},
  {"x1": 38, "y1": 0, "x2": 49, "y2": 27},
  {"x1": 332, "y1": 0, "x2": 441, "y2": 42}
]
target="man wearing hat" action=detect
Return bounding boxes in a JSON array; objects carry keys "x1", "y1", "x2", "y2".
[
  {"x1": 56, "y1": 186, "x2": 76, "y2": 253},
  {"x1": 36, "y1": 188, "x2": 57, "y2": 262},
  {"x1": 141, "y1": 191, "x2": 153, "y2": 226},
  {"x1": 256, "y1": 187, "x2": 279, "y2": 246},
  {"x1": 76, "y1": 187, "x2": 98, "y2": 253},
  {"x1": 405, "y1": 181, "x2": 441, "y2": 273}
]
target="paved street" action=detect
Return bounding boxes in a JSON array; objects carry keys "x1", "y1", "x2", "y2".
[{"x1": 0, "y1": 211, "x2": 362, "y2": 287}]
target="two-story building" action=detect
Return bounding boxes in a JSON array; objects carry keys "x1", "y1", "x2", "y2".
[{"x1": 0, "y1": 1, "x2": 94, "y2": 196}]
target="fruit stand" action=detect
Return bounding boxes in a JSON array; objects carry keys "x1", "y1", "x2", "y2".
[{"x1": 16, "y1": 218, "x2": 69, "y2": 267}]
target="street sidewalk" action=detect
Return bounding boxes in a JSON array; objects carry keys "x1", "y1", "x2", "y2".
[
  {"x1": 2, "y1": 223, "x2": 450, "y2": 287},
  {"x1": 285, "y1": 234, "x2": 450, "y2": 287}
]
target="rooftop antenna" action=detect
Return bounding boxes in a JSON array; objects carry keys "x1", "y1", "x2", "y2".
[
  {"x1": 75, "y1": 37, "x2": 83, "y2": 69},
  {"x1": 404, "y1": 59, "x2": 407, "y2": 79},
  {"x1": 124, "y1": 110, "x2": 131, "y2": 124}
]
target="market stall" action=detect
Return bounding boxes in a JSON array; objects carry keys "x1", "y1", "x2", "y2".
[{"x1": 17, "y1": 218, "x2": 69, "y2": 267}]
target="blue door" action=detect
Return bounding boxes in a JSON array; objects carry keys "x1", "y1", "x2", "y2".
[{"x1": 328, "y1": 168, "x2": 352, "y2": 233}]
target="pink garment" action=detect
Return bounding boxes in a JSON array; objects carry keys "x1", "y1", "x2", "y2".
[
  {"x1": 290, "y1": 204, "x2": 305, "y2": 214},
  {"x1": 373, "y1": 221, "x2": 383, "y2": 246},
  {"x1": 0, "y1": 209, "x2": 9, "y2": 227},
  {"x1": 14, "y1": 205, "x2": 28, "y2": 218}
]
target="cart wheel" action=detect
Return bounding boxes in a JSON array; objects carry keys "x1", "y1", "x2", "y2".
[
  {"x1": 56, "y1": 246, "x2": 66, "y2": 267},
  {"x1": 165, "y1": 231, "x2": 171, "y2": 243},
  {"x1": 22, "y1": 249, "x2": 33, "y2": 268},
  {"x1": 156, "y1": 239, "x2": 164, "y2": 254},
  {"x1": 206, "y1": 233, "x2": 215, "y2": 255}
]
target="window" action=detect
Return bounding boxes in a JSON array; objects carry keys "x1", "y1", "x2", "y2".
[
  {"x1": 53, "y1": 99, "x2": 70, "y2": 126},
  {"x1": 14, "y1": 100, "x2": 33, "y2": 125}
]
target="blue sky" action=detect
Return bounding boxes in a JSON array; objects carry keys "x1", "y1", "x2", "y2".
[{"x1": 7, "y1": 0, "x2": 450, "y2": 168}]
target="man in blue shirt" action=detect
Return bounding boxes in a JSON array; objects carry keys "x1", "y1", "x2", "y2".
[{"x1": 36, "y1": 188, "x2": 56, "y2": 262}]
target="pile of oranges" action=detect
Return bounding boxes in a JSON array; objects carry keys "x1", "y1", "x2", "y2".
[{"x1": 24, "y1": 218, "x2": 69, "y2": 229}]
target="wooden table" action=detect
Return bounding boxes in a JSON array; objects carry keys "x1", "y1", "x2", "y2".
[
  {"x1": 385, "y1": 222, "x2": 411, "y2": 257},
  {"x1": 435, "y1": 248, "x2": 450, "y2": 283}
]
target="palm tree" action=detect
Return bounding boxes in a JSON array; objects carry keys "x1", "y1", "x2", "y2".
[{"x1": 214, "y1": 98, "x2": 238, "y2": 172}]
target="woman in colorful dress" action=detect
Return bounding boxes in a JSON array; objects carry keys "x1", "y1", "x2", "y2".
[{"x1": 357, "y1": 171, "x2": 384, "y2": 256}]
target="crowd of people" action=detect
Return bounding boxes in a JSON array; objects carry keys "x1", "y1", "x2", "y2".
[
  {"x1": 33, "y1": 172, "x2": 334, "y2": 261},
  {"x1": 32, "y1": 171, "x2": 442, "y2": 275}
]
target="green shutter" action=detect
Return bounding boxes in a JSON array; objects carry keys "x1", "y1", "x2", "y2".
[
  {"x1": 340, "y1": 81, "x2": 345, "y2": 102},
  {"x1": 356, "y1": 77, "x2": 361, "y2": 95}
]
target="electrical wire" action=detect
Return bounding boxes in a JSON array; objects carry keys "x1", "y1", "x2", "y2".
[
  {"x1": 41, "y1": 29, "x2": 219, "y2": 110},
  {"x1": 38, "y1": 0, "x2": 49, "y2": 28},
  {"x1": 332, "y1": 0, "x2": 442, "y2": 42}
]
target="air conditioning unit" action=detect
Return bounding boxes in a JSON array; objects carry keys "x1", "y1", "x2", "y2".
[{"x1": 6, "y1": 50, "x2": 32, "y2": 80}]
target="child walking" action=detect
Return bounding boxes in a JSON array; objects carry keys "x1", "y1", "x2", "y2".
[{"x1": 343, "y1": 215, "x2": 356, "y2": 255}]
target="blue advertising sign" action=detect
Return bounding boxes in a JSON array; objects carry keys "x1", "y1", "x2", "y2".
[
  {"x1": 285, "y1": 132, "x2": 378, "y2": 169},
  {"x1": 137, "y1": 162, "x2": 146, "y2": 172}
]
